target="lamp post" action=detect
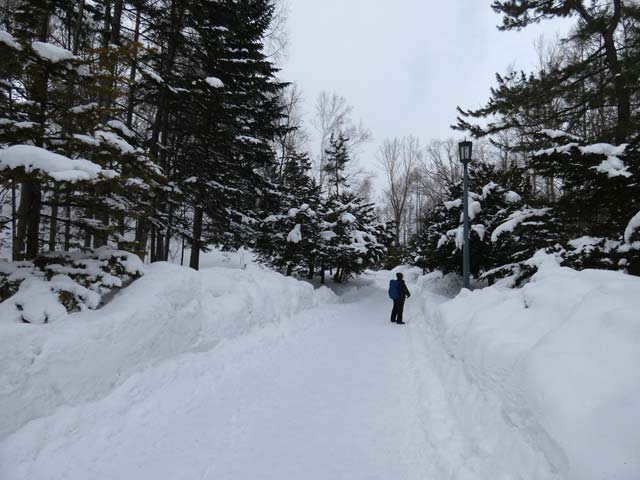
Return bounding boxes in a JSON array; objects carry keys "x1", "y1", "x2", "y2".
[{"x1": 458, "y1": 140, "x2": 472, "y2": 290}]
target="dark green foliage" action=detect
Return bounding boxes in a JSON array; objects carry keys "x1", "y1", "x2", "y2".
[
  {"x1": 414, "y1": 162, "x2": 558, "y2": 285},
  {"x1": 0, "y1": 0, "x2": 291, "y2": 271},
  {"x1": 530, "y1": 142, "x2": 640, "y2": 241},
  {"x1": 257, "y1": 124, "x2": 393, "y2": 283},
  {"x1": 321, "y1": 192, "x2": 391, "y2": 282},
  {"x1": 416, "y1": 142, "x2": 640, "y2": 284},
  {"x1": 322, "y1": 132, "x2": 351, "y2": 197},
  {"x1": 532, "y1": 141, "x2": 640, "y2": 274},
  {"x1": 257, "y1": 184, "x2": 393, "y2": 283},
  {"x1": 255, "y1": 151, "x2": 323, "y2": 277},
  {"x1": 381, "y1": 230, "x2": 413, "y2": 271},
  {"x1": 0, "y1": 249, "x2": 143, "y2": 315},
  {"x1": 446, "y1": 1, "x2": 640, "y2": 285}
]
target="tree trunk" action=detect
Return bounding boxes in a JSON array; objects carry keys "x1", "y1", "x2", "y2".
[
  {"x1": 602, "y1": 30, "x2": 631, "y2": 143},
  {"x1": 126, "y1": 4, "x2": 142, "y2": 128},
  {"x1": 333, "y1": 267, "x2": 342, "y2": 283},
  {"x1": 15, "y1": 181, "x2": 42, "y2": 260},
  {"x1": 64, "y1": 203, "x2": 71, "y2": 251},
  {"x1": 110, "y1": 0, "x2": 124, "y2": 45},
  {"x1": 134, "y1": 218, "x2": 148, "y2": 261},
  {"x1": 164, "y1": 210, "x2": 173, "y2": 262},
  {"x1": 16, "y1": 8, "x2": 49, "y2": 260},
  {"x1": 575, "y1": 2, "x2": 630, "y2": 143},
  {"x1": 11, "y1": 181, "x2": 17, "y2": 261},
  {"x1": 83, "y1": 214, "x2": 92, "y2": 249},
  {"x1": 307, "y1": 261, "x2": 314, "y2": 280},
  {"x1": 155, "y1": 226, "x2": 164, "y2": 262},
  {"x1": 189, "y1": 206, "x2": 203, "y2": 270},
  {"x1": 117, "y1": 216, "x2": 125, "y2": 249},
  {"x1": 48, "y1": 186, "x2": 59, "y2": 251},
  {"x1": 72, "y1": 0, "x2": 85, "y2": 54},
  {"x1": 139, "y1": 0, "x2": 184, "y2": 264},
  {"x1": 16, "y1": 181, "x2": 42, "y2": 260},
  {"x1": 149, "y1": 225, "x2": 156, "y2": 261}
]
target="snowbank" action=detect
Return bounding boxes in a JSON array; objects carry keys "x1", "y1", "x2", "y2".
[
  {"x1": 0, "y1": 249, "x2": 144, "y2": 324},
  {"x1": 0, "y1": 262, "x2": 336, "y2": 439},
  {"x1": 414, "y1": 264, "x2": 640, "y2": 480}
]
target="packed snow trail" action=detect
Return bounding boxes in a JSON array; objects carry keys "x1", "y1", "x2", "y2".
[{"x1": 0, "y1": 272, "x2": 464, "y2": 480}]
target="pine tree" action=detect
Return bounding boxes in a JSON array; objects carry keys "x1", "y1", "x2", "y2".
[
  {"x1": 256, "y1": 151, "x2": 323, "y2": 277},
  {"x1": 458, "y1": 1, "x2": 640, "y2": 144},
  {"x1": 530, "y1": 137, "x2": 640, "y2": 275},
  {"x1": 0, "y1": 0, "x2": 331, "y2": 289},
  {"x1": 320, "y1": 192, "x2": 390, "y2": 283},
  {"x1": 414, "y1": 162, "x2": 557, "y2": 284},
  {"x1": 161, "y1": 0, "x2": 289, "y2": 270},
  {"x1": 322, "y1": 132, "x2": 350, "y2": 197}
]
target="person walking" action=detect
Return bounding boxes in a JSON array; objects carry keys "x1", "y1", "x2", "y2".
[{"x1": 388, "y1": 272, "x2": 411, "y2": 325}]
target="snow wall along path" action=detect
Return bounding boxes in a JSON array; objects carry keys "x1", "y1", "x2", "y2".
[
  {"x1": 0, "y1": 262, "x2": 336, "y2": 440},
  {"x1": 412, "y1": 264, "x2": 640, "y2": 480}
]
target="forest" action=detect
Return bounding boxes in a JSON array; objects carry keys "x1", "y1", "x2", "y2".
[
  {"x1": 1, "y1": 2, "x2": 639, "y2": 479},
  {"x1": 1, "y1": 0, "x2": 640, "y2": 315}
]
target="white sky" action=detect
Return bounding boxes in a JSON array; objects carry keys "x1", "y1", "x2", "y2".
[{"x1": 280, "y1": 0, "x2": 569, "y2": 187}]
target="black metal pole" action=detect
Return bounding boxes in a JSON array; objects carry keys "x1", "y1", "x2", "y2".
[
  {"x1": 462, "y1": 160, "x2": 471, "y2": 289},
  {"x1": 11, "y1": 180, "x2": 17, "y2": 261}
]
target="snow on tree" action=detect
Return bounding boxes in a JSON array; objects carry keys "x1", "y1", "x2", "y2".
[
  {"x1": 414, "y1": 161, "x2": 558, "y2": 285},
  {"x1": 531, "y1": 136, "x2": 640, "y2": 275},
  {"x1": 322, "y1": 132, "x2": 351, "y2": 197},
  {"x1": 0, "y1": 0, "x2": 307, "y2": 319},
  {"x1": 624, "y1": 212, "x2": 640, "y2": 245},
  {"x1": 320, "y1": 192, "x2": 391, "y2": 283}
]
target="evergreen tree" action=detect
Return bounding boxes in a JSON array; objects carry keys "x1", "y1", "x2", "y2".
[
  {"x1": 320, "y1": 192, "x2": 391, "y2": 283},
  {"x1": 414, "y1": 162, "x2": 557, "y2": 284},
  {"x1": 0, "y1": 0, "x2": 291, "y2": 271},
  {"x1": 322, "y1": 132, "x2": 350, "y2": 197},
  {"x1": 530, "y1": 137, "x2": 640, "y2": 275},
  {"x1": 449, "y1": 1, "x2": 640, "y2": 283},
  {"x1": 256, "y1": 151, "x2": 323, "y2": 278},
  {"x1": 167, "y1": 0, "x2": 288, "y2": 269},
  {"x1": 458, "y1": 1, "x2": 640, "y2": 144}
]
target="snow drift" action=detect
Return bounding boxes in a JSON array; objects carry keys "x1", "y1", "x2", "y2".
[
  {"x1": 0, "y1": 260, "x2": 335, "y2": 440},
  {"x1": 414, "y1": 262, "x2": 640, "y2": 480}
]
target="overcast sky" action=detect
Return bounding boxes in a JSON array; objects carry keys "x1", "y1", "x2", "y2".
[{"x1": 280, "y1": 0, "x2": 569, "y2": 182}]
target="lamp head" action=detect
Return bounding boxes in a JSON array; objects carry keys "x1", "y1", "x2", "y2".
[{"x1": 458, "y1": 140, "x2": 473, "y2": 164}]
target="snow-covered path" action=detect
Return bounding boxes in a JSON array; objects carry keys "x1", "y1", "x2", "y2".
[{"x1": 1, "y1": 273, "x2": 461, "y2": 480}]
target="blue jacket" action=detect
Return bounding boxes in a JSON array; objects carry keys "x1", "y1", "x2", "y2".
[
  {"x1": 389, "y1": 280, "x2": 400, "y2": 300},
  {"x1": 389, "y1": 279, "x2": 410, "y2": 300}
]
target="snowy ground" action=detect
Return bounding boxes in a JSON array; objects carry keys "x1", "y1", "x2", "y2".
[
  {"x1": 0, "y1": 270, "x2": 456, "y2": 479},
  {"x1": 1, "y1": 258, "x2": 638, "y2": 479}
]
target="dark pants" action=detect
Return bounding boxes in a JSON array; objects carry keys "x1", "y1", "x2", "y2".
[{"x1": 391, "y1": 298, "x2": 405, "y2": 323}]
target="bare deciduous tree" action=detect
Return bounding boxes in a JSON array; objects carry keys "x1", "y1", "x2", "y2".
[
  {"x1": 353, "y1": 173, "x2": 376, "y2": 204},
  {"x1": 378, "y1": 136, "x2": 421, "y2": 244},
  {"x1": 264, "y1": 0, "x2": 290, "y2": 65},
  {"x1": 274, "y1": 83, "x2": 310, "y2": 180},
  {"x1": 313, "y1": 91, "x2": 371, "y2": 190},
  {"x1": 417, "y1": 139, "x2": 462, "y2": 209}
]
